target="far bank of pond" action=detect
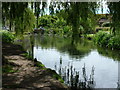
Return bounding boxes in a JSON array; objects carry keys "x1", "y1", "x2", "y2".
[{"x1": 15, "y1": 34, "x2": 120, "y2": 88}]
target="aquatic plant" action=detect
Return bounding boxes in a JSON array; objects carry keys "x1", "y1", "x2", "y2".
[{"x1": 54, "y1": 57, "x2": 95, "y2": 89}]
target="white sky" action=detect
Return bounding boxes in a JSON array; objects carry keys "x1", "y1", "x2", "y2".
[
  {"x1": 46, "y1": 0, "x2": 110, "y2": 14},
  {"x1": 29, "y1": 0, "x2": 109, "y2": 15},
  {"x1": 97, "y1": 0, "x2": 109, "y2": 14}
]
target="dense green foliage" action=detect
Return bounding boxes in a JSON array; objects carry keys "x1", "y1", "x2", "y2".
[
  {"x1": 1, "y1": 2, "x2": 100, "y2": 38},
  {"x1": 2, "y1": 2, "x2": 35, "y2": 35},
  {"x1": 39, "y1": 15, "x2": 58, "y2": 27},
  {"x1": 2, "y1": 2, "x2": 28, "y2": 29},
  {"x1": 1, "y1": 31, "x2": 15, "y2": 43},
  {"x1": 92, "y1": 1, "x2": 120, "y2": 50},
  {"x1": 94, "y1": 32, "x2": 120, "y2": 49},
  {"x1": 107, "y1": 2, "x2": 120, "y2": 35},
  {"x1": 55, "y1": 2, "x2": 97, "y2": 38},
  {"x1": 2, "y1": 1, "x2": 120, "y2": 50},
  {"x1": 15, "y1": 8, "x2": 36, "y2": 35},
  {"x1": 38, "y1": 15, "x2": 72, "y2": 36},
  {"x1": 108, "y1": 35, "x2": 120, "y2": 49},
  {"x1": 38, "y1": 13, "x2": 96, "y2": 37}
]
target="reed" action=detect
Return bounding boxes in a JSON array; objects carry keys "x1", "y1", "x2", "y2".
[{"x1": 54, "y1": 57, "x2": 96, "y2": 89}]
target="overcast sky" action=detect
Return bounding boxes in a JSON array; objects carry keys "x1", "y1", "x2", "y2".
[
  {"x1": 97, "y1": 0, "x2": 109, "y2": 14},
  {"x1": 37, "y1": 0, "x2": 110, "y2": 15}
]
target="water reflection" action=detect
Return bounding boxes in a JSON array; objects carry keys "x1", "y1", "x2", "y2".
[
  {"x1": 97, "y1": 47, "x2": 120, "y2": 61},
  {"x1": 56, "y1": 57, "x2": 96, "y2": 89},
  {"x1": 14, "y1": 35, "x2": 34, "y2": 60},
  {"x1": 15, "y1": 34, "x2": 120, "y2": 88},
  {"x1": 118, "y1": 62, "x2": 120, "y2": 89},
  {"x1": 34, "y1": 35, "x2": 94, "y2": 59},
  {"x1": 33, "y1": 35, "x2": 119, "y2": 88}
]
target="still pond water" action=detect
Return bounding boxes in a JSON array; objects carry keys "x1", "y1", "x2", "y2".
[{"x1": 20, "y1": 34, "x2": 120, "y2": 88}]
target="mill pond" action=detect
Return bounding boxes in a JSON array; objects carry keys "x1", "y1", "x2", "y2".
[
  {"x1": 16, "y1": 34, "x2": 120, "y2": 89},
  {"x1": 2, "y1": 1, "x2": 120, "y2": 89}
]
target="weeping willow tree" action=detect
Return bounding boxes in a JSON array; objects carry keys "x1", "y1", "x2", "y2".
[
  {"x1": 107, "y1": 2, "x2": 120, "y2": 35},
  {"x1": 65, "y1": 2, "x2": 97, "y2": 38},
  {"x1": 2, "y1": 2, "x2": 35, "y2": 35},
  {"x1": 49, "y1": 2, "x2": 97, "y2": 39},
  {"x1": 34, "y1": 2, "x2": 41, "y2": 28},
  {"x1": 2, "y1": 2, "x2": 98, "y2": 37},
  {"x1": 15, "y1": 8, "x2": 35, "y2": 35},
  {"x1": 30, "y1": 2, "x2": 47, "y2": 28}
]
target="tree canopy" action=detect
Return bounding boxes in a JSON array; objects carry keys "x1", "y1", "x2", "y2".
[{"x1": 2, "y1": 1, "x2": 120, "y2": 37}]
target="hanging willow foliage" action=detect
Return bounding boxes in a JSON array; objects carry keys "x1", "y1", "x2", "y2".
[
  {"x1": 23, "y1": 8, "x2": 36, "y2": 33},
  {"x1": 2, "y1": 2, "x2": 98, "y2": 37},
  {"x1": 15, "y1": 8, "x2": 36, "y2": 35},
  {"x1": 107, "y1": 2, "x2": 120, "y2": 35},
  {"x1": 2, "y1": 2, "x2": 35, "y2": 35},
  {"x1": 54, "y1": 2, "x2": 98, "y2": 38}
]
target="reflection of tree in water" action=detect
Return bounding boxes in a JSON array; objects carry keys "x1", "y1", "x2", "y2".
[
  {"x1": 34, "y1": 35, "x2": 56, "y2": 49},
  {"x1": 97, "y1": 47, "x2": 120, "y2": 61},
  {"x1": 117, "y1": 80, "x2": 120, "y2": 89},
  {"x1": 35, "y1": 35, "x2": 94, "y2": 59},
  {"x1": 15, "y1": 35, "x2": 34, "y2": 60},
  {"x1": 59, "y1": 43, "x2": 90, "y2": 59},
  {"x1": 55, "y1": 57, "x2": 96, "y2": 89}
]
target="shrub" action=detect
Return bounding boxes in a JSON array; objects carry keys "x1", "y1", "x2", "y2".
[
  {"x1": 39, "y1": 15, "x2": 58, "y2": 27},
  {"x1": 108, "y1": 35, "x2": 120, "y2": 49},
  {"x1": 100, "y1": 33, "x2": 112, "y2": 46},
  {"x1": 63, "y1": 26, "x2": 71, "y2": 34},
  {"x1": 2, "y1": 31, "x2": 15, "y2": 43},
  {"x1": 94, "y1": 32, "x2": 108, "y2": 46},
  {"x1": 94, "y1": 31, "x2": 120, "y2": 50}
]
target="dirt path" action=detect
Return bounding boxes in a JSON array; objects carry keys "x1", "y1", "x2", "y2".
[{"x1": 2, "y1": 43, "x2": 69, "y2": 90}]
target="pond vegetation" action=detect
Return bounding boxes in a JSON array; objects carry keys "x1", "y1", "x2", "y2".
[
  {"x1": 56, "y1": 57, "x2": 95, "y2": 89},
  {"x1": 32, "y1": 35, "x2": 119, "y2": 88},
  {"x1": 2, "y1": 1, "x2": 120, "y2": 89}
]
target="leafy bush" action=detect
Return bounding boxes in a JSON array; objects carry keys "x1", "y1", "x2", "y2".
[
  {"x1": 63, "y1": 26, "x2": 71, "y2": 34},
  {"x1": 39, "y1": 15, "x2": 58, "y2": 27},
  {"x1": 100, "y1": 33, "x2": 112, "y2": 46},
  {"x1": 55, "y1": 19, "x2": 66, "y2": 28},
  {"x1": 94, "y1": 31, "x2": 120, "y2": 50},
  {"x1": 39, "y1": 15, "x2": 72, "y2": 37},
  {"x1": 2, "y1": 31, "x2": 15, "y2": 43},
  {"x1": 94, "y1": 32, "x2": 108, "y2": 46},
  {"x1": 108, "y1": 35, "x2": 120, "y2": 49},
  {"x1": 86, "y1": 34, "x2": 94, "y2": 40}
]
